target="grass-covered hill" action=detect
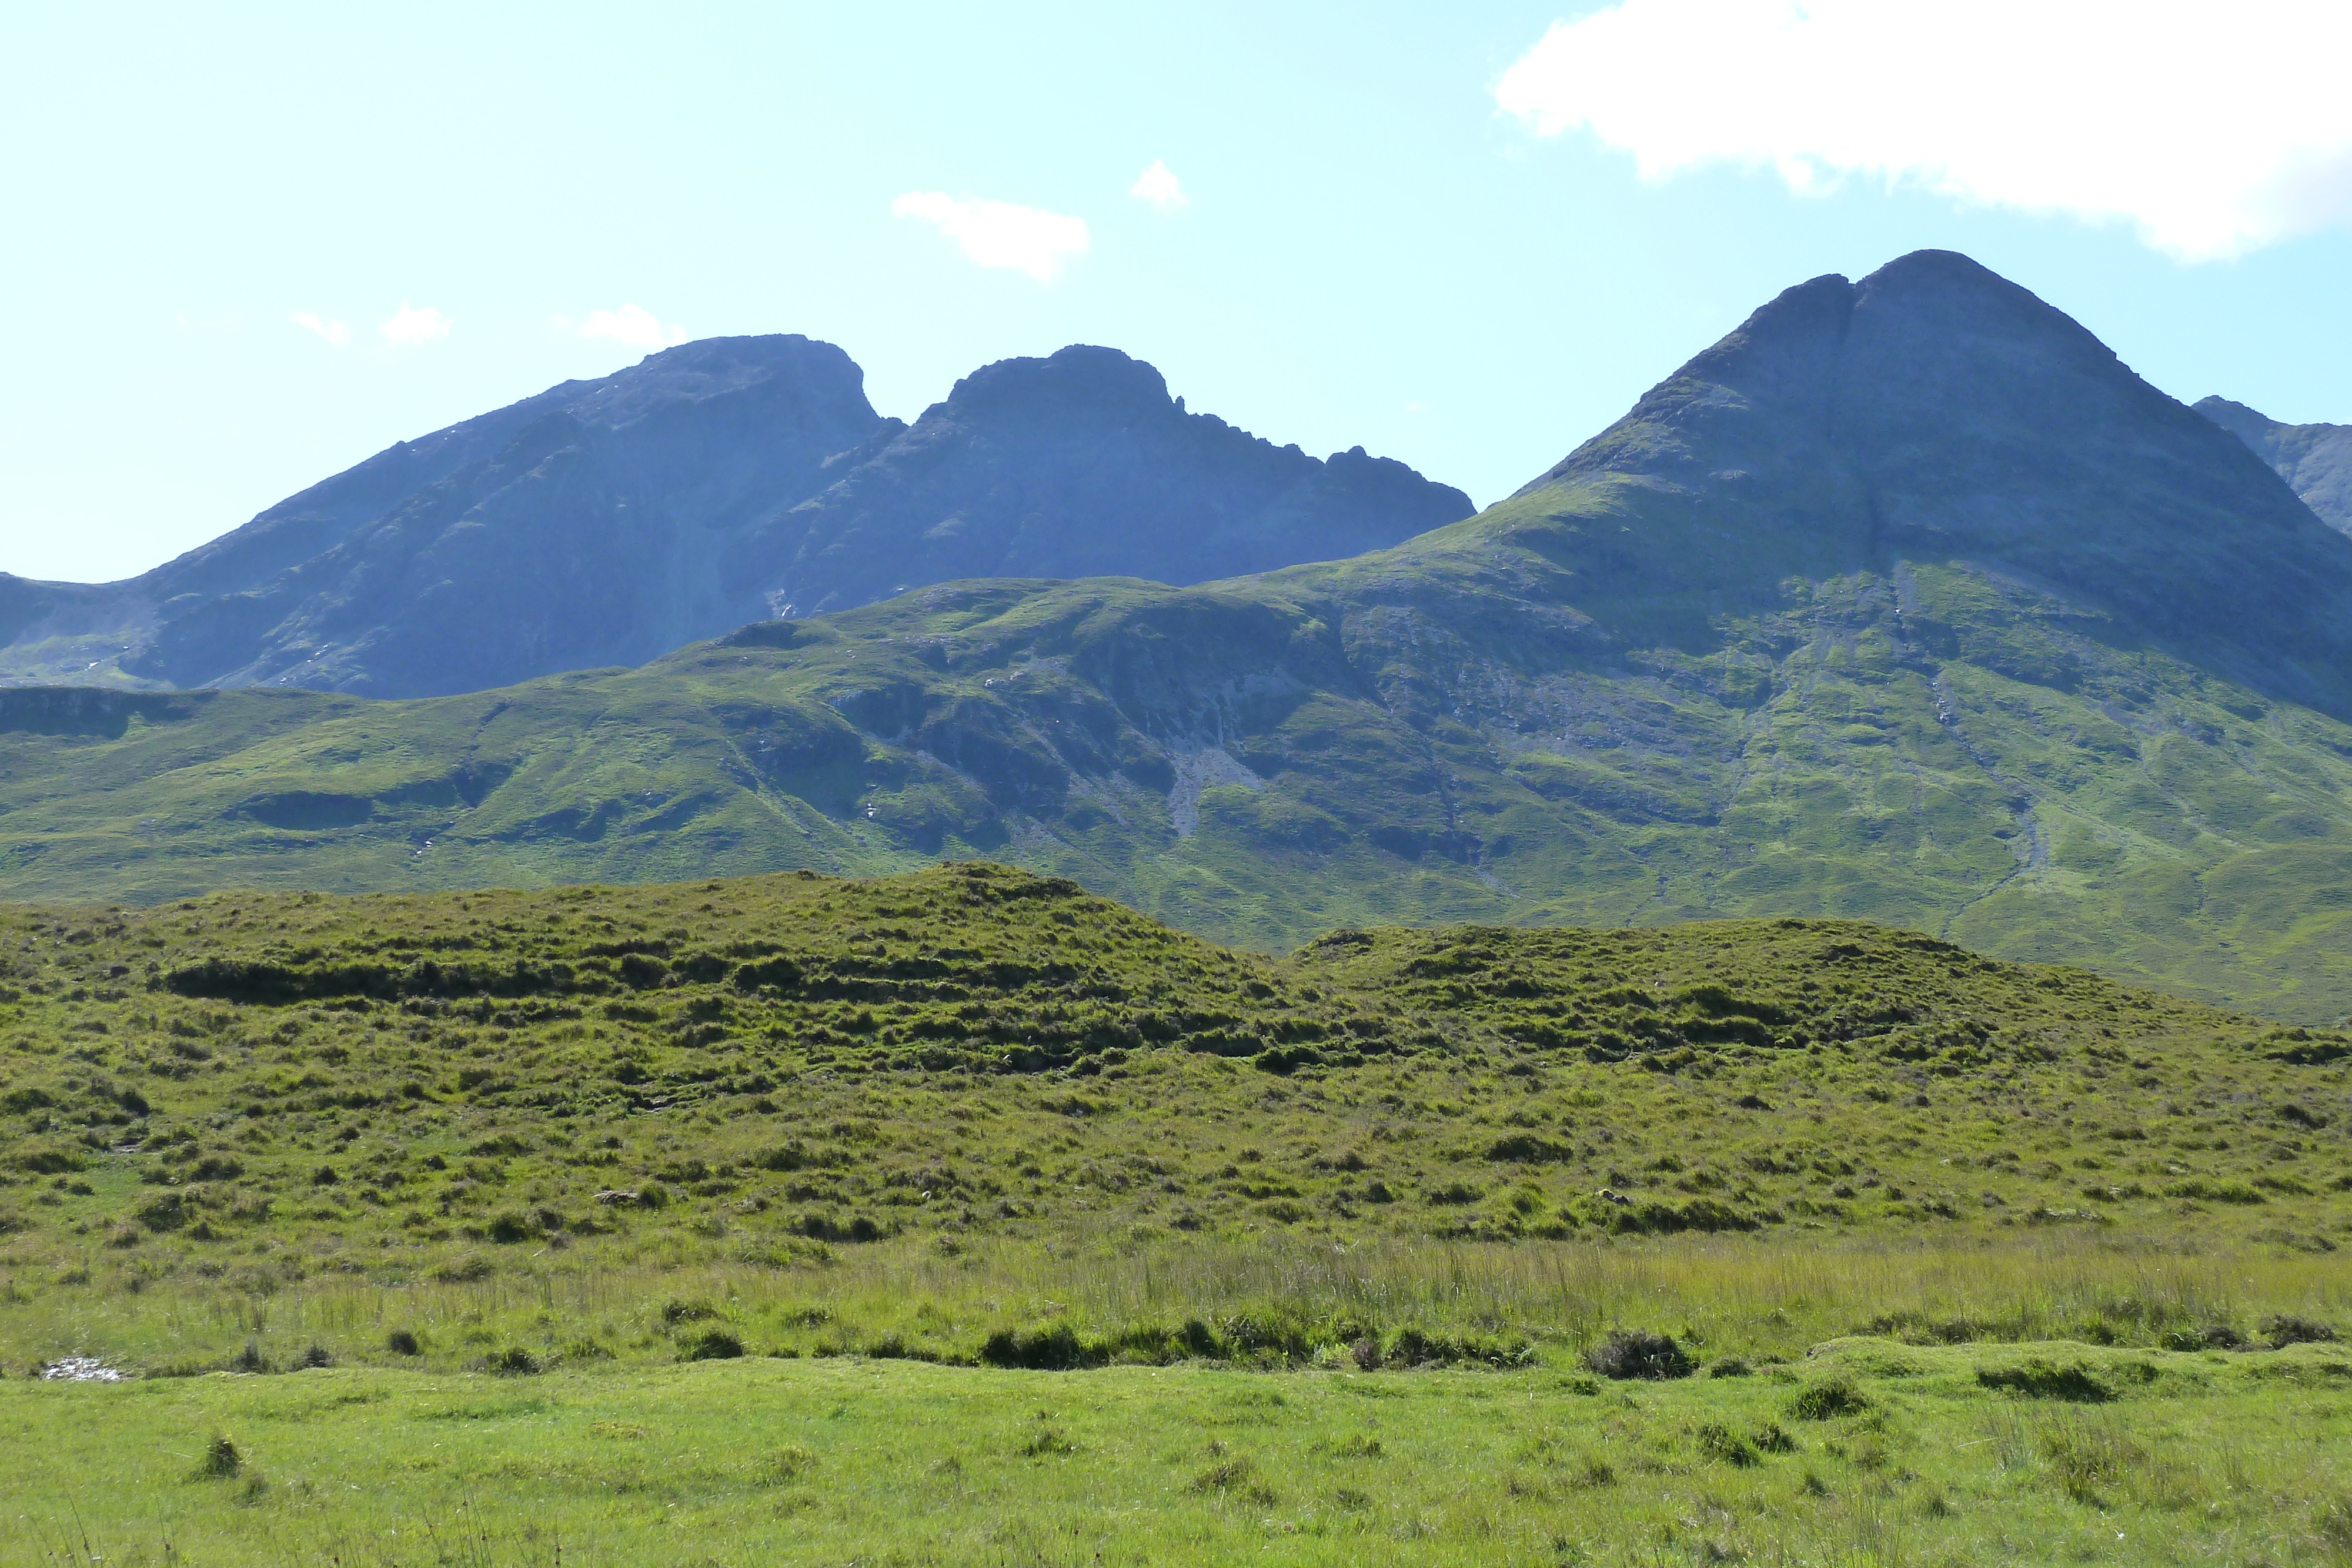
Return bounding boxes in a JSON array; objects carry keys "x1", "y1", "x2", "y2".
[
  {"x1": 6, "y1": 253, "x2": 2352, "y2": 1021},
  {"x1": 4, "y1": 864, "x2": 2345, "y2": 1296}
]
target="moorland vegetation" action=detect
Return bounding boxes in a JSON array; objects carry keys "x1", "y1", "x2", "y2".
[
  {"x1": 2, "y1": 865, "x2": 2350, "y2": 1564},
  {"x1": 1, "y1": 862, "x2": 2345, "y2": 1372}
]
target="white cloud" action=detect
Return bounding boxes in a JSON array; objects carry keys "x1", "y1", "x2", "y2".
[
  {"x1": 558, "y1": 304, "x2": 689, "y2": 349},
  {"x1": 379, "y1": 301, "x2": 453, "y2": 344},
  {"x1": 1494, "y1": 0, "x2": 2352, "y2": 262},
  {"x1": 891, "y1": 192, "x2": 1090, "y2": 282},
  {"x1": 290, "y1": 312, "x2": 350, "y2": 347},
  {"x1": 1130, "y1": 159, "x2": 1189, "y2": 212}
]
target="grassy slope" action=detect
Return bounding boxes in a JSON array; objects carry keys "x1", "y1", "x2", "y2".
[
  {"x1": 8, "y1": 1341, "x2": 2352, "y2": 1567},
  {"x1": 12, "y1": 259, "x2": 2352, "y2": 1023},
  {"x1": 5, "y1": 526, "x2": 2351, "y2": 1019},
  {"x1": 5, "y1": 867, "x2": 2350, "y2": 1563},
  {"x1": 1, "y1": 865, "x2": 2346, "y2": 1370}
]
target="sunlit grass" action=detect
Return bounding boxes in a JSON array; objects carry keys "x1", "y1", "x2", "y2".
[{"x1": 6, "y1": 1329, "x2": 2351, "y2": 1567}]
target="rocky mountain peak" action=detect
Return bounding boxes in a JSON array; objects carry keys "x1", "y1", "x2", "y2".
[
  {"x1": 1498, "y1": 250, "x2": 2352, "y2": 715},
  {"x1": 736, "y1": 346, "x2": 1472, "y2": 618},
  {"x1": 2, "y1": 334, "x2": 1469, "y2": 697},
  {"x1": 937, "y1": 344, "x2": 1177, "y2": 426},
  {"x1": 553, "y1": 333, "x2": 874, "y2": 431}
]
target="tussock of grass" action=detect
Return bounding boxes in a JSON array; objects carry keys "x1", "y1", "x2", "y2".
[
  {"x1": 2036, "y1": 1413, "x2": 2145, "y2": 1505},
  {"x1": 1189, "y1": 1455, "x2": 1277, "y2": 1505},
  {"x1": 1585, "y1": 1329, "x2": 1693, "y2": 1381},
  {"x1": 1694, "y1": 1420, "x2": 1760, "y2": 1466},
  {"x1": 679, "y1": 1327, "x2": 743, "y2": 1361},
  {"x1": 1789, "y1": 1376, "x2": 1870, "y2": 1420}
]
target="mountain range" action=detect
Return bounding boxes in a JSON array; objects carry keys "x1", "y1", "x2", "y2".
[
  {"x1": 4, "y1": 250, "x2": 2350, "y2": 1022},
  {"x1": 0, "y1": 343, "x2": 1469, "y2": 697}
]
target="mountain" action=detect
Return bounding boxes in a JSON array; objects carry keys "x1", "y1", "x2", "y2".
[
  {"x1": 0, "y1": 336, "x2": 887, "y2": 696},
  {"x1": 2197, "y1": 396, "x2": 2352, "y2": 537},
  {"x1": 732, "y1": 345, "x2": 1474, "y2": 620},
  {"x1": 0, "y1": 341, "x2": 1469, "y2": 698},
  {"x1": 6, "y1": 251, "x2": 2352, "y2": 1021}
]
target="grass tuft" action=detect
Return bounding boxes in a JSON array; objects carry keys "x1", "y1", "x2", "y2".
[
  {"x1": 1190, "y1": 1457, "x2": 1277, "y2": 1506},
  {"x1": 681, "y1": 1328, "x2": 745, "y2": 1362},
  {"x1": 1019, "y1": 1427, "x2": 1075, "y2": 1458},
  {"x1": 1788, "y1": 1377, "x2": 1869, "y2": 1420},
  {"x1": 1694, "y1": 1422, "x2": 1760, "y2": 1467},
  {"x1": 2262, "y1": 1315, "x2": 2339, "y2": 1348},
  {"x1": 1585, "y1": 1330, "x2": 1693, "y2": 1381}
]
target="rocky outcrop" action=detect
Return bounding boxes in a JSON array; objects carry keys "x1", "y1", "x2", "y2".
[{"x1": 737, "y1": 345, "x2": 1472, "y2": 617}]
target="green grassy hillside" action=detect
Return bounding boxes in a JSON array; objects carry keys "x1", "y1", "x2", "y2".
[
  {"x1": 6, "y1": 541, "x2": 2351, "y2": 1019},
  {"x1": 2, "y1": 865, "x2": 2345, "y2": 1366}
]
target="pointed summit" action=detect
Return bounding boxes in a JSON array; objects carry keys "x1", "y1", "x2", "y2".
[{"x1": 1501, "y1": 250, "x2": 2352, "y2": 717}]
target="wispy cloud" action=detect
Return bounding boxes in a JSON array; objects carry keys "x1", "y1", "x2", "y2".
[
  {"x1": 379, "y1": 301, "x2": 453, "y2": 344},
  {"x1": 891, "y1": 192, "x2": 1090, "y2": 282},
  {"x1": 1130, "y1": 160, "x2": 1189, "y2": 212},
  {"x1": 290, "y1": 312, "x2": 350, "y2": 347},
  {"x1": 553, "y1": 304, "x2": 690, "y2": 349},
  {"x1": 1495, "y1": 0, "x2": 2352, "y2": 262}
]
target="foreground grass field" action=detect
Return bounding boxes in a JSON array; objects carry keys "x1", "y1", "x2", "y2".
[
  {"x1": 7, "y1": 1334, "x2": 2352, "y2": 1567},
  {"x1": 4, "y1": 866, "x2": 2349, "y2": 1560}
]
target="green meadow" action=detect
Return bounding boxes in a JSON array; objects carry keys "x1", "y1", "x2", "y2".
[
  {"x1": 2, "y1": 864, "x2": 2349, "y2": 1563},
  {"x1": 7, "y1": 1328, "x2": 2352, "y2": 1567}
]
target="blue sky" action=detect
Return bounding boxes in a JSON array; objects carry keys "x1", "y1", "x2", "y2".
[{"x1": 6, "y1": 1, "x2": 2350, "y2": 583}]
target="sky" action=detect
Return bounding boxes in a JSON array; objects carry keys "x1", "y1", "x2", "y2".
[{"x1": 6, "y1": 1, "x2": 2350, "y2": 584}]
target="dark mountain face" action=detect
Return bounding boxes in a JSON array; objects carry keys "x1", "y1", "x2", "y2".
[
  {"x1": 133, "y1": 336, "x2": 894, "y2": 697},
  {"x1": 0, "y1": 336, "x2": 888, "y2": 696},
  {"x1": 0, "y1": 340, "x2": 1467, "y2": 699},
  {"x1": 2197, "y1": 396, "x2": 2352, "y2": 537},
  {"x1": 0, "y1": 381, "x2": 592, "y2": 660},
  {"x1": 733, "y1": 345, "x2": 1473, "y2": 617}
]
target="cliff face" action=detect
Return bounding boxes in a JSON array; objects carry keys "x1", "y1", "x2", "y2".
[{"x1": 734, "y1": 345, "x2": 1473, "y2": 618}]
